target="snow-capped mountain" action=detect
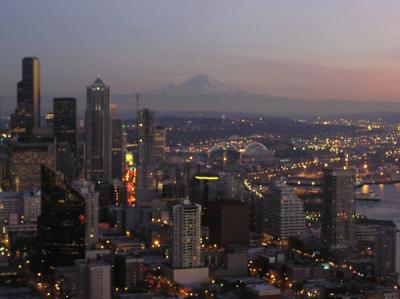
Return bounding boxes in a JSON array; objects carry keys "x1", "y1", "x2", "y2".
[{"x1": 156, "y1": 74, "x2": 237, "y2": 95}]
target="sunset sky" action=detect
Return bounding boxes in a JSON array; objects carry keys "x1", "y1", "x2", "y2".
[{"x1": 2, "y1": 0, "x2": 400, "y2": 101}]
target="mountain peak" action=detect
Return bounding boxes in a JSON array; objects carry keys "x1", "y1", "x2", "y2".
[{"x1": 157, "y1": 74, "x2": 233, "y2": 95}]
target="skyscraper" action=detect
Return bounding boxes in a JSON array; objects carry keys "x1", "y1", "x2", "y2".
[
  {"x1": 154, "y1": 126, "x2": 166, "y2": 163},
  {"x1": 54, "y1": 98, "x2": 77, "y2": 154},
  {"x1": 111, "y1": 118, "x2": 124, "y2": 180},
  {"x1": 54, "y1": 97, "x2": 77, "y2": 181},
  {"x1": 85, "y1": 78, "x2": 111, "y2": 184},
  {"x1": 11, "y1": 57, "x2": 41, "y2": 134},
  {"x1": 110, "y1": 104, "x2": 124, "y2": 180},
  {"x1": 171, "y1": 199, "x2": 202, "y2": 269},
  {"x1": 263, "y1": 180, "x2": 305, "y2": 240},
  {"x1": 137, "y1": 108, "x2": 156, "y2": 191},
  {"x1": 37, "y1": 166, "x2": 86, "y2": 267},
  {"x1": 321, "y1": 168, "x2": 355, "y2": 248}
]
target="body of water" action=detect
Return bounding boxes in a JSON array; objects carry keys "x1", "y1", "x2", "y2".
[{"x1": 356, "y1": 183, "x2": 400, "y2": 226}]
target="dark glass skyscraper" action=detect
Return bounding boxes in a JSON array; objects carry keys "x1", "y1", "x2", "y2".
[
  {"x1": 54, "y1": 98, "x2": 77, "y2": 154},
  {"x1": 321, "y1": 168, "x2": 355, "y2": 248},
  {"x1": 54, "y1": 97, "x2": 77, "y2": 181},
  {"x1": 138, "y1": 109, "x2": 155, "y2": 166},
  {"x1": 37, "y1": 165, "x2": 86, "y2": 267},
  {"x1": 11, "y1": 57, "x2": 41, "y2": 134},
  {"x1": 137, "y1": 108, "x2": 155, "y2": 191},
  {"x1": 85, "y1": 78, "x2": 111, "y2": 184}
]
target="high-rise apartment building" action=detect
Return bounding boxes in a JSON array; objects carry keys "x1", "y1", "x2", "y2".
[
  {"x1": 263, "y1": 180, "x2": 305, "y2": 240},
  {"x1": 38, "y1": 166, "x2": 86, "y2": 267},
  {"x1": 87, "y1": 262, "x2": 111, "y2": 299},
  {"x1": 171, "y1": 199, "x2": 202, "y2": 269},
  {"x1": 76, "y1": 258, "x2": 111, "y2": 299},
  {"x1": 54, "y1": 97, "x2": 77, "y2": 181},
  {"x1": 72, "y1": 180, "x2": 99, "y2": 249},
  {"x1": 11, "y1": 57, "x2": 41, "y2": 134},
  {"x1": 321, "y1": 168, "x2": 355, "y2": 248},
  {"x1": 85, "y1": 78, "x2": 111, "y2": 184}
]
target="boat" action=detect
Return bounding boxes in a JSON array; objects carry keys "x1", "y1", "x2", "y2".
[
  {"x1": 355, "y1": 179, "x2": 363, "y2": 187},
  {"x1": 355, "y1": 191, "x2": 380, "y2": 202}
]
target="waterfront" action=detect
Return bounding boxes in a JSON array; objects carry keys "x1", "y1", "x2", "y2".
[{"x1": 357, "y1": 184, "x2": 400, "y2": 226}]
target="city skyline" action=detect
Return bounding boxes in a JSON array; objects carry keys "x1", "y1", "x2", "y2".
[
  {"x1": 2, "y1": 3, "x2": 400, "y2": 298},
  {"x1": 2, "y1": 1, "x2": 400, "y2": 102}
]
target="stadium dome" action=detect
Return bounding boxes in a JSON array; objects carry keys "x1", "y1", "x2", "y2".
[{"x1": 242, "y1": 142, "x2": 274, "y2": 162}]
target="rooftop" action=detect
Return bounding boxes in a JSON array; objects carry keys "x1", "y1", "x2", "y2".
[{"x1": 246, "y1": 283, "x2": 281, "y2": 296}]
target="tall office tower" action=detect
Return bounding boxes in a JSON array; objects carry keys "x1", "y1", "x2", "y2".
[
  {"x1": 37, "y1": 166, "x2": 86, "y2": 267},
  {"x1": 72, "y1": 181, "x2": 99, "y2": 249},
  {"x1": 85, "y1": 78, "x2": 111, "y2": 184},
  {"x1": 9, "y1": 137, "x2": 55, "y2": 191},
  {"x1": 321, "y1": 168, "x2": 355, "y2": 248},
  {"x1": 111, "y1": 118, "x2": 124, "y2": 180},
  {"x1": 110, "y1": 104, "x2": 124, "y2": 180},
  {"x1": 246, "y1": 188, "x2": 264, "y2": 233},
  {"x1": 137, "y1": 108, "x2": 156, "y2": 191},
  {"x1": 263, "y1": 180, "x2": 306, "y2": 240},
  {"x1": 11, "y1": 57, "x2": 41, "y2": 134},
  {"x1": 54, "y1": 98, "x2": 77, "y2": 181},
  {"x1": 154, "y1": 126, "x2": 166, "y2": 163},
  {"x1": 171, "y1": 199, "x2": 202, "y2": 269},
  {"x1": 54, "y1": 98, "x2": 77, "y2": 153}
]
